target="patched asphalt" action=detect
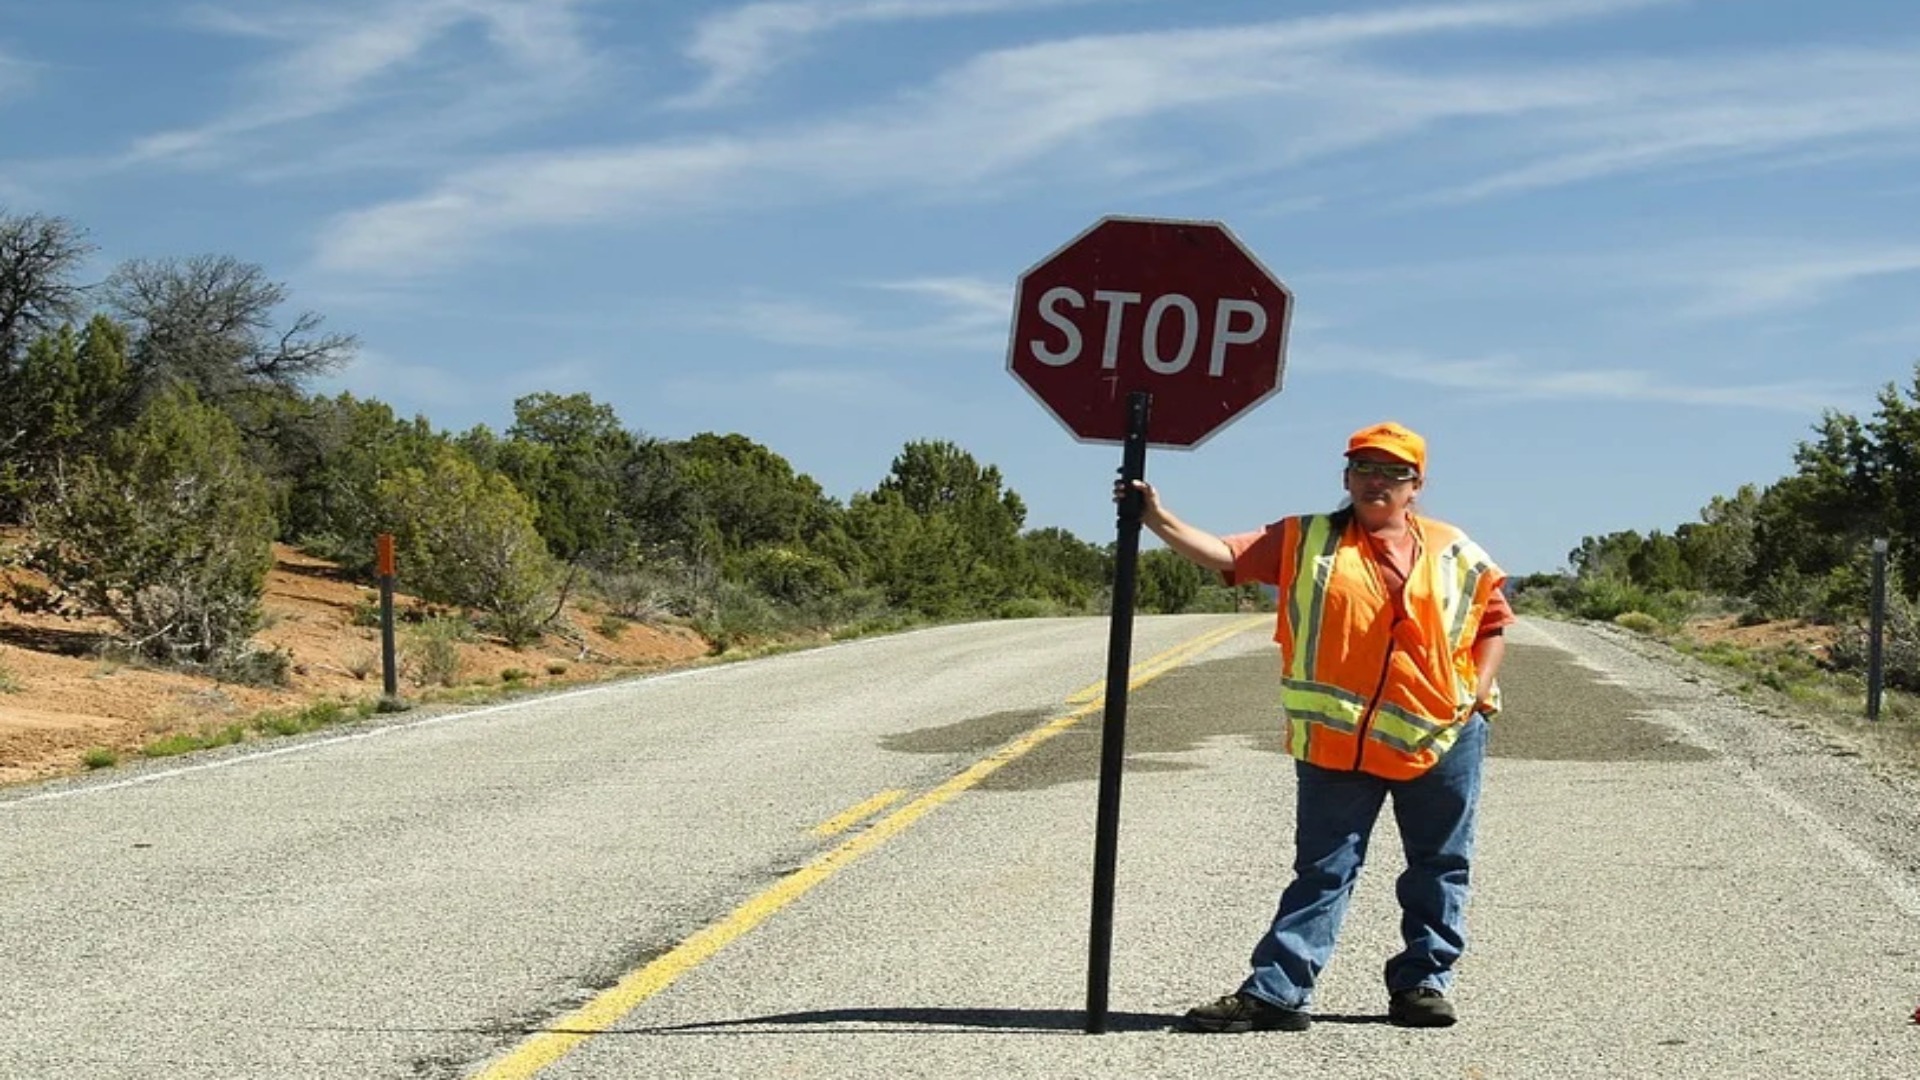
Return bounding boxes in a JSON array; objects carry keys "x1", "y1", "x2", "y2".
[{"x1": 941, "y1": 634, "x2": 1713, "y2": 796}]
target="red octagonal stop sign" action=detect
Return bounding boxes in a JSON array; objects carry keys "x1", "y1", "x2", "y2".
[{"x1": 1007, "y1": 216, "x2": 1292, "y2": 447}]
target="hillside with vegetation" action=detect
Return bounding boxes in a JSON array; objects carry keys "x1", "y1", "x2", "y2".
[{"x1": 0, "y1": 210, "x2": 1256, "y2": 782}]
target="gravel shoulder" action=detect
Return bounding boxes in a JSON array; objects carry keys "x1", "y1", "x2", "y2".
[{"x1": 1538, "y1": 616, "x2": 1920, "y2": 895}]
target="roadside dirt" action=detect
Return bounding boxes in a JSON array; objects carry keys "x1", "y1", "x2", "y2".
[
  {"x1": 0, "y1": 544, "x2": 712, "y2": 787},
  {"x1": 1679, "y1": 612, "x2": 1840, "y2": 658}
]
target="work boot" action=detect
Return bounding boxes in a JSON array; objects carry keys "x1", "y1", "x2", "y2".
[
  {"x1": 1181, "y1": 991, "x2": 1311, "y2": 1033},
  {"x1": 1387, "y1": 986, "x2": 1457, "y2": 1028}
]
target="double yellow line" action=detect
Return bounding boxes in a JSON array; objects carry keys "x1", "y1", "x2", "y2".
[{"x1": 474, "y1": 615, "x2": 1266, "y2": 1079}]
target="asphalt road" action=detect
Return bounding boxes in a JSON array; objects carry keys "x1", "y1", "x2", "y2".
[{"x1": 2, "y1": 614, "x2": 1917, "y2": 1079}]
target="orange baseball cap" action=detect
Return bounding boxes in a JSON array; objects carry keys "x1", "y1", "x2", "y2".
[{"x1": 1346, "y1": 421, "x2": 1426, "y2": 474}]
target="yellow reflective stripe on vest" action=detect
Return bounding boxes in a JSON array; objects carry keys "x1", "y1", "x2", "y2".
[
  {"x1": 1282, "y1": 678, "x2": 1357, "y2": 763},
  {"x1": 1282, "y1": 679, "x2": 1464, "y2": 757},
  {"x1": 1280, "y1": 679, "x2": 1366, "y2": 733},
  {"x1": 1367, "y1": 700, "x2": 1451, "y2": 754},
  {"x1": 1285, "y1": 515, "x2": 1343, "y2": 682}
]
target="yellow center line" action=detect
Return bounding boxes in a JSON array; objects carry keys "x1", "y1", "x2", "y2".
[
  {"x1": 472, "y1": 614, "x2": 1269, "y2": 1079},
  {"x1": 810, "y1": 789, "x2": 907, "y2": 837},
  {"x1": 1065, "y1": 614, "x2": 1267, "y2": 704}
]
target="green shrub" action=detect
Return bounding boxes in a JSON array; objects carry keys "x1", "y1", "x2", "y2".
[
  {"x1": 1613, "y1": 611, "x2": 1661, "y2": 635},
  {"x1": 81, "y1": 748, "x2": 117, "y2": 769},
  {"x1": 997, "y1": 597, "x2": 1065, "y2": 619},
  {"x1": 25, "y1": 385, "x2": 274, "y2": 669},
  {"x1": 1751, "y1": 565, "x2": 1818, "y2": 622},
  {"x1": 590, "y1": 564, "x2": 696, "y2": 621},
  {"x1": 404, "y1": 616, "x2": 469, "y2": 687},
  {"x1": 693, "y1": 580, "x2": 783, "y2": 654},
  {"x1": 215, "y1": 647, "x2": 293, "y2": 688},
  {"x1": 1184, "y1": 584, "x2": 1245, "y2": 614},
  {"x1": 793, "y1": 585, "x2": 890, "y2": 632},
  {"x1": 1829, "y1": 592, "x2": 1920, "y2": 691},
  {"x1": 1554, "y1": 575, "x2": 1694, "y2": 626},
  {"x1": 731, "y1": 545, "x2": 848, "y2": 605},
  {"x1": 377, "y1": 445, "x2": 557, "y2": 647}
]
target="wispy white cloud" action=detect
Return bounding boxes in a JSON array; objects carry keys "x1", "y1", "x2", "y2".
[
  {"x1": 314, "y1": 139, "x2": 757, "y2": 273},
  {"x1": 1848, "y1": 319, "x2": 1920, "y2": 350},
  {"x1": 1310, "y1": 344, "x2": 1845, "y2": 412},
  {"x1": 1423, "y1": 49, "x2": 1920, "y2": 203},
  {"x1": 0, "y1": 47, "x2": 33, "y2": 105},
  {"x1": 318, "y1": 0, "x2": 1920, "y2": 279},
  {"x1": 681, "y1": 276, "x2": 1012, "y2": 352},
  {"x1": 1674, "y1": 245, "x2": 1920, "y2": 319},
  {"x1": 1308, "y1": 238, "x2": 1920, "y2": 324},
  {"x1": 672, "y1": 0, "x2": 1114, "y2": 109},
  {"x1": 130, "y1": 0, "x2": 599, "y2": 167},
  {"x1": 871, "y1": 276, "x2": 1010, "y2": 325},
  {"x1": 321, "y1": 0, "x2": 1696, "y2": 275}
]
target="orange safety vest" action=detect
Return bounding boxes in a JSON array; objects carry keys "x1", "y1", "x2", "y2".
[{"x1": 1269, "y1": 511, "x2": 1503, "y2": 780}]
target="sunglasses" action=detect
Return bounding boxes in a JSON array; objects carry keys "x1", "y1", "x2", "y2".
[{"x1": 1347, "y1": 460, "x2": 1419, "y2": 482}]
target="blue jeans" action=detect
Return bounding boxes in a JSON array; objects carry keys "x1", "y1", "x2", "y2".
[{"x1": 1241, "y1": 713, "x2": 1487, "y2": 1009}]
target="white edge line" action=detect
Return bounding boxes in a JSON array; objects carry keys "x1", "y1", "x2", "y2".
[{"x1": 1530, "y1": 616, "x2": 1920, "y2": 919}]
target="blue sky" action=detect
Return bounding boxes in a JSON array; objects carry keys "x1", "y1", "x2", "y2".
[{"x1": 3, "y1": 0, "x2": 1918, "y2": 576}]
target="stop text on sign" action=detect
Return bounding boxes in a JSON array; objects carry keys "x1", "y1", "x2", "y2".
[{"x1": 1027, "y1": 288, "x2": 1270, "y2": 377}]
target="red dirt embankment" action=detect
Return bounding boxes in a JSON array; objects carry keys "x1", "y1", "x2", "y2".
[{"x1": 0, "y1": 544, "x2": 710, "y2": 786}]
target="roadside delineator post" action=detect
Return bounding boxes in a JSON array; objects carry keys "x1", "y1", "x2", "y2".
[{"x1": 376, "y1": 533, "x2": 406, "y2": 711}]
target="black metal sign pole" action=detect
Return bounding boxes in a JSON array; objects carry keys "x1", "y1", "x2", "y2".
[{"x1": 1087, "y1": 390, "x2": 1151, "y2": 1035}]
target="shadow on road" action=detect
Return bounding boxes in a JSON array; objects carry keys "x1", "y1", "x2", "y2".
[
  {"x1": 628, "y1": 1005, "x2": 1394, "y2": 1034},
  {"x1": 636, "y1": 1006, "x2": 1172, "y2": 1034}
]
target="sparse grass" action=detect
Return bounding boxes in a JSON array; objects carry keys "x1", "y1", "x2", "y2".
[
  {"x1": 346, "y1": 650, "x2": 379, "y2": 681},
  {"x1": 595, "y1": 614, "x2": 627, "y2": 639},
  {"x1": 1677, "y1": 639, "x2": 1752, "y2": 671},
  {"x1": 501, "y1": 667, "x2": 531, "y2": 683},
  {"x1": 0, "y1": 660, "x2": 20, "y2": 693},
  {"x1": 254, "y1": 700, "x2": 368, "y2": 737},
  {"x1": 89, "y1": 700, "x2": 381, "y2": 768},
  {"x1": 142, "y1": 724, "x2": 247, "y2": 758}
]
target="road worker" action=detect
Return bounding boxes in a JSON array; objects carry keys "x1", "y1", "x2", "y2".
[{"x1": 1114, "y1": 420, "x2": 1513, "y2": 1031}]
